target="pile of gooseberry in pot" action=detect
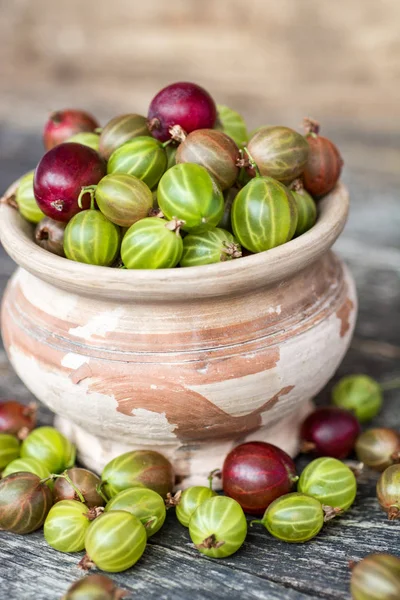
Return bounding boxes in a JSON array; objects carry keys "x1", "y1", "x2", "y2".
[
  {"x1": 0, "y1": 373, "x2": 399, "y2": 598},
  {"x1": 4, "y1": 81, "x2": 344, "y2": 270}
]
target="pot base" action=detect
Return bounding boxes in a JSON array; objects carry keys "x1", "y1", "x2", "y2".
[{"x1": 55, "y1": 399, "x2": 313, "y2": 490}]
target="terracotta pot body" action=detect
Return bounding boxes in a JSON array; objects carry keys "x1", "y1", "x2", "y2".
[{"x1": 0, "y1": 181, "x2": 357, "y2": 487}]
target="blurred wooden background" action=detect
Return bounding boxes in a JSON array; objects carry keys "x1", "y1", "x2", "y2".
[{"x1": 0, "y1": 0, "x2": 399, "y2": 135}]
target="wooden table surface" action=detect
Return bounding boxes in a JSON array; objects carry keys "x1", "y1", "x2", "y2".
[{"x1": 0, "y1": 122, "x2": 399, "y2": 600}]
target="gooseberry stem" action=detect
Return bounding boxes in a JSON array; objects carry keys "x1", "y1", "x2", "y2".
[
  {"x1": 161, "y1": 139, "x2": 173, "y2": 148},
  {"x1": 95, "y1": 481, "x2": 109, "y2": 504},
  {"x1": 243, "y1": 147, "x2": 261, "y2": 177},
  {"x1": 249, "y1": 519, "x2": 263, "y2": 527},
  {"x1": 41, "y1": 472, "x2": 85, "y2": 504},
  {"x1": 78, "y1": 185, "x2": 97, "y2": 210},
  {"x1": 380, "y1": 377, "x2": 400, "y2": 391},
  {"x1": 208, "y1": 468, "x2": 222, "y2": 491}
]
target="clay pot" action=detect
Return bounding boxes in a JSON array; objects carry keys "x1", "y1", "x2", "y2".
[{"x1": 0, "y1": 180, "x2": 357, "y2": 487}]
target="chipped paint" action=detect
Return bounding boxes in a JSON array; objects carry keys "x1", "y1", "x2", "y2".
[{"x1": 69, "y1": 307, "x2": 123, "y2": 340}]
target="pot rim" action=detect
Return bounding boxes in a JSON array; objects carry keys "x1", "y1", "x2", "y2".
[{"x1": 0, "y1": 179, "x2": 348, "y2": 300}]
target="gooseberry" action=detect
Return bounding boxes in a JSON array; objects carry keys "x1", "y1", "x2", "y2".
[
  {"x1": 63, "y1": 574, "x2": 129, "y2": 600},
  {"x1": 101, "y1": 450, "x2": 174, "y2": 499},
  {"x1": 215, "y1": 105, "x2": 248, "y2": 147},
  {"x1": 108, "y1": 137, "x2": 167, "y2": 189},
  {"x1": 0, "y1": 400, "x2": 36, "y2": 437},
  {"x1": 64, "y1": 208, "x2": 120, "y2": 266},
  {"x1": 66, "y1": 132, "x2": 100, "y2": 152},
  {"x1": 2, "y1": 457, "x2": 51, "y2": 482},
  {"x1": 157, "y1": 163, "x2": 224, "y2": 233},
  {"x1": 99, "y1": 113, "x2": 149, "y2": 160},
  {"x1": 90, "y1": 173, "x2": 153, "y2": 228},
  {"x1": 300, "y1": 406, "x2": 361, "y2": 459},
  {"x1": 44, "y1": 499, "x2": 98, "y2": 552},
  {"x1": 355, "y1": 428, "x2": 400, "y2": 472},
  {"x1": 0, "y1": 472, "x2": 53, "y2": 533},
  {"x1": 289, "y1": 179, "x2": 317, "y2": 236},
  {"x1": 246, "y1": 126, "x2": 309, "y2": 183},
  {"x1": 15, "y1": 171, "x2": 45, "y2": 224},
  {"x1": 175, "y1": 486, "x2": 216, "y2": 527},
  {"x1": 0, "y1": 433, "x2": 20, "y2": 469},
  {"x1": 218, "y1": 187, "x2": 238, "y2": 233},
  {"x1": 35, "y1": 217, "x2": 66, "y2": 257},
  {"x1": 180, "y1": 227, "x2": 242, "y2": 267},
  {"x1": 350, "y1": 553, "x2": 400, "y2": 600},
  {"x1": 175, "y1": 129, "x2": 239, "y2": 190},
  {"x1": 332, "y1": 374, "x2": 383, "y2": 423},
  {"x1": 21, "y1": 426, "x2": 75, "y2": 473},
  {"x1": 298, "y1": 457, "x2": 357, "y2": 512},
  {"x1": 377, "y1": 464, "x2": 400, "y2": 520},
  {"x1": 231, "y1": 176, "x2": 298, "y2": 253},
  {"x1": 165, "y1": 144, "x2": 177, "y2": 169},
  {"x1": 303, "y1": 118, "x2": 343, "y2": 198},
  {"x1": 82, "y1": 511, "x2": 147, "y2": 573},
  {"x1": 253, "y1": 492, "x2": 326, "y2": 543},
  {"x1": 53, "y1": 468, "x2": 105, "y2": 508},
  {"x1": 121, "y1": 217, "x2": 183, "y2": 269},
  {"x1": 222, "y1": 441, "x2": 298, "y2": 515},
  {"x1": 147, "y1": 81, "x2": 217, "y2": 142},
  {"x1": 34, "y1": 143, "x2": 106, "y2": 222},
  {"x1": 43, "y1": 109, "x2": 99, "y2": 150},
  {"x1": 189, "y1": 496, "x2": 247, "y2": 558},
  {"x1": 105, "y1": 487, "x2": 166, "y2": 537}
]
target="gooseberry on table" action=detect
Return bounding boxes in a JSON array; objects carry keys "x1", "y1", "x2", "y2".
[
  {"x1": 105, "y1": 486, "x2": 166, "y2": 537},
  {"x1": 34, "y1": 217, "x2": 66, "y2": 257},
  {"x1": 107, "y1": 136, "x2": 167, "y2": 189},
  {"x1": 189, "y1": 495, "x2": 247, "y2": 558},
  {"x1": 0, "y1": 433, "x2": 20, "y2": 469},
  {"x1": 332, "y1": 374, "x2": 383, "y2": 423},
  {"x1": 376, "y1": 464, "x2": 400, "y2": 520},
  {"x1": 81, "y1": 511, "x2": 147, "y2": 573},
  {"x1": 99, "y1": 113, "x2": 150, "y2": 160},
  {"x1": 43, "y1": 109, "x2": 99, "y2": 150},
  {"x1": 180, "y1": 227, "x2": 242, "y2": 267},
  {"x1": 298, "y1": 457, "x2": 357, "y2": 512},
  {"x1": 174, "y1": 486, "x2": 216, "y2": 528},
  {"x1": 44, "y1": 499, "x2": 97, "y2": 553},
  {"x1": 121, "y1": 217, "x2": 183, "y2": 269},
  {"x1": 0, "y1": 472, "x2": 53, "y2": 533},
  {"x1": 355, "y1": 428, "x2": 400, "y2": 472},
  {"x1": 15, "y1": 171, "x2": 45, "y2": 224},
  {"x1": 222, "y1": 441, "x2": 298, "y2": 515},
  {"x1": 350, "y1": 553, "x2": 400, "y2": 600},
  {"x1": 303, "y1": 118, "x2": 343, "y2": 198},
  {"x1": 300, "y1": 406, "x2": 361, "y2": 459},
  {"x1": 215, "y1": 104, "x2": 248, "y2": 148},
  {"x1": 0, "y1": 400, "x2": 36, "y2": 437},
  {"x1": 2, "y1": 457, "x2": 51, "y2": 482},
  {"x1": 63, "y1": 574, "x2": 129, "y2": 600},
  {"x1": 21, "y1": 426, "x2": 75, "y2": 473},
  {"x1": 53, "y1": 467, "x2": 105, "y2": 508}
]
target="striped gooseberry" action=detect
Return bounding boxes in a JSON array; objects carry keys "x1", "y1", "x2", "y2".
[
  {"x1": 89, "y1": 173, "x2": 153, "y2": 228},
  {"x1": 175, "y1": 129, "x2": 239, "y2": 190},
  {"x1": 53, "y1": 468, "x2": 105, "y2": 508},
  {"x1": 165, "y1": 144, "x2": 177, "y2": 169},
  {"x1": 350, "y1": 553, "x2": 400, "y2": 600},
  {"x1": 303, "y1": 118, "x2": 343, "y2": 198},
  {"x1": 15, "y1": 171, "x2": 45, "y2": 224},
  {"x1": 99, "y1": 114, "x2": 150, "y2": 160},
  {"x1": 300, "y1": 406, "x2": 361, "y2": 459},
  {"x1": 332, "y1": 374, "x2": 383, "y2": 423},
  {"x1": 2, "y1": 457, "x2": 51, "y2": 482},
  {"x1": 157, "y1": 163, "x2": 224, "y2": 233},
  {"x1": 66, "y1": 132, "x2": 100, "y2": 152},
  {"x1": 121, "y1": 217, "x2": 183, "y2": 269},
  {"x1": 298, "y1": 457, "x2": 357, "y2": 512},
  {"x1": 355, "y1": 428, "x2": 400, "y2": 472},
  {"x1": 63, "y1": 574, "x2": 128, "y2": 600},
  {"x1": 21, "y1": 426, "x2": 76, "y2": 473},
  {"x1": 189, "y1": 496, "x2": 247, "y2": 558},
  {"x1": 0, "y1": 434, "x2": 20, "y2": 470},
  {"x1": 215, "y1": 105, "x2": 248, "y2": 148},
  {"x1": 43, "y1": 109, "x2": 99, "y2": 150},
  {"x1": 0, "y1": 472, "x2": 53, "y2": 533},
  {"x1": 246, "y1": 126, "x2": 309, "y2": 183},
  {"x1": 222, "y1": 441, "x2": 298, "y2": 515},
  {"x1": 105, "y1": 487, "x2": 166, "y2": 537},
  {"x1": 0, "y1": 400, "x2": 36, "y2": 438},
  {"x1": 64, "y1": 207, "x2": 120, "y2": 266},
  {"x1": 44, "y1": 499, "x2": 100, "y2": 552},
  {"x1": 377, "y1": 464, "x2": 400, "y2": 520},
  {"x1": 101, "y1": 450, "x2": 174, "y2": 499},
  {"x1": 180, "y1": 227, "x2": 241, "y2": 267},
  {"x1": 108, "y1": 137, "x2": 167, "y2": 189},
  {"x1": 231, "y1": 176, "x2": 298, "y2": 253},
  {"x1": 175, "y1": 486, "x2": 216, "y2": 527},
  {"x1": 35, "y1": 217, "x2": 66, "y2": 257},
  {"x1": 252, "y1": 492, "x2": 328, "y2": 543},
  {"x1": 289, "y1": 179, "x2": 317, "y2": 236},
  {"x1": 81, "y1": 511, "x2": 147, "y2": 573}
]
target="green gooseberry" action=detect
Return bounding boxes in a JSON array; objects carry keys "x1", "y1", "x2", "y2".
[
  {"x1": 99, "y1": 113, "x2": 149, "y2": 160},
  {"x1": 64, "y1": 208, "x2": 120, "y2": 266},
  {"x1": 290, "y1": 179, "x2": 317, "y2": 237},
  {"x1": 15, "y1": 171, "x2": 45, "y2": 224},
  {"x1": 350, "y1": 553, "x2": 400, "y2": 600},
  {"x1": 83, "y1": 511, "x2": 147, "y2": 573},
  {"x1": 66, "y1": 132, "x2": 100, "y2": 152},
  {"x1": 180, "y1": 227, "x2": 242, "y2": 267},
  {"x1": 165, "y1": 144, "x2": 177, "y2": 169},
  {"x1": 21, "y1": 426, "x2": 76, "y2": 473},
  {"x1": 108, "y1": 136, "x2": 167, "y2": 189},
  {"x1": 332, "y1": 374, "x2": 383, "y2": 422},
  {"x1": 121, "y1": 217, "x2": 183, "y2": 269},
  {"x1": 105, "y1": 486, "x2": 166, "y2": 537},
  {"x1": 189, "y1": 496, "x2": 247, "y2": 558},
  {"x1": 0, "y1": 434, "x2": 20, "y2": 470},
  {"x1": 157, "y1": 163, "x2": 224, "y2": 233},
  {"x1": 231, "y1": 176, "x2": 298, "y2": 253},
  {"x1": 253, "y1": 492, "x2": 325, "y2": 543},
  {"x1": 175, "y1": 486, "x2": 216, "y2": 527},
  {"x1": 298, "y1": 457, "x2": 357, "y2": 512},
  {"x1": 101, "y1": 450, "x2": 174, "y2": 499},
  {"x1": 44, "y1": 499, "x2": 93, "y2": 552},
  {"x1": 376, "y1": 464, "x2": 400, "y2": 520},
  {"x1": 216, "y1": 104, "x2": 248, "y2": 148},
  {"x1": 2, "y1": 457, "x2": 51, "y2": 483}
]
